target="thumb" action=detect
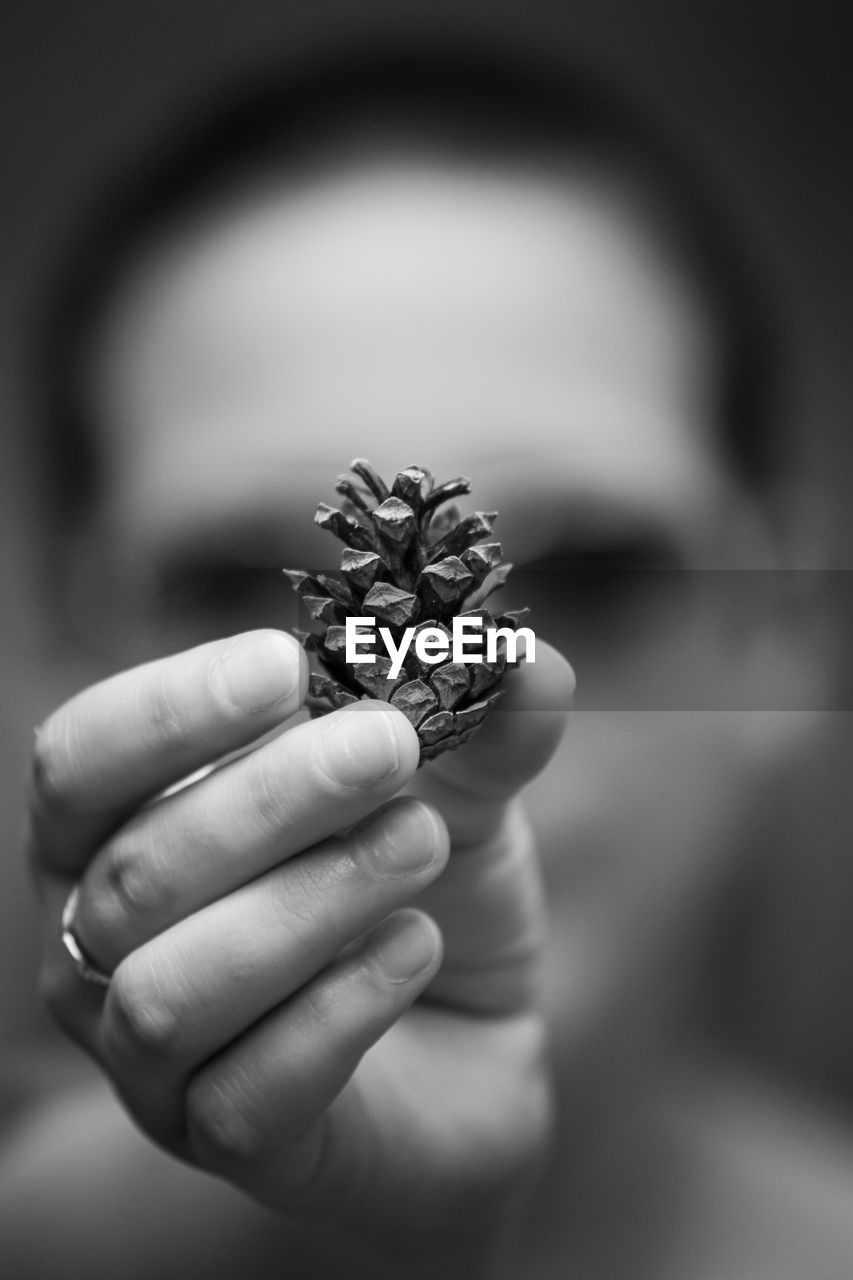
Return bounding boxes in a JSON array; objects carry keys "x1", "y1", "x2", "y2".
[
  {"x1": 408, "y1": 640, "x2": 573, "y2": 1014},
  {"x1": 415, "y1": 639, "x2": 574, "y2": 844}
]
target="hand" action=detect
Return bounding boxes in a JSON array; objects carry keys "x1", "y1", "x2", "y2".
[{"x1": 27, "y1": 628, "x2": 572, "y2": 1268}]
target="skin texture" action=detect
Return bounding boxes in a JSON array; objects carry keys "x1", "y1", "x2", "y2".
[
  {"x1": 26, "y1": 628, "x2": 573, "y2": 1274},
  {"x1": 8, "y1": 157, "x2": 835, "y2": 1277}
]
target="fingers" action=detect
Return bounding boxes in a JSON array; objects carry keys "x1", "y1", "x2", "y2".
[
  {"x1": 28, "y1": 631, "x2": 309, "y2": 875},
  {"x1": 46, "y1": 798, "x2": 446, "y2": 1147},
  {"x1": 70, "y1": 702, "x2": 421, "y2": 972},
  {"x1": 183, "y1": 909, "x2": 442, "y2": 1194},
  {"x1": 99, "y1": 796, "x2": 446, "y2": 1068}
]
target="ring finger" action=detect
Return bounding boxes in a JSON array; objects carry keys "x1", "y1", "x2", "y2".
[{"x1": 92, "y1": 796, "x2": 448, "y2": 1145}]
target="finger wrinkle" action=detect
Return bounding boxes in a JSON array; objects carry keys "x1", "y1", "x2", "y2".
[
  {"x1": 240, "y1": 752, "x2": 299, "y2": 842},
  {"x1": 132, "y1": 667, "x2": 190, "y2": 757}
]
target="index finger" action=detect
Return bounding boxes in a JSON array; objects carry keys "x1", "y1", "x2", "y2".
[{"x1": 28, "y1": 630, "x2": 308, "y2": 874}]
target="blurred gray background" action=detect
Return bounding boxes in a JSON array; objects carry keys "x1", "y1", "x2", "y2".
[{"x1": 1, "y1": 0, "x2": 851, "y2": 1103}]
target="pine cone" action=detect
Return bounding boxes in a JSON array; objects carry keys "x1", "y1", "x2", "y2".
[{"x1": 284, "y1": 460, "x2": 529, "y2": 763}]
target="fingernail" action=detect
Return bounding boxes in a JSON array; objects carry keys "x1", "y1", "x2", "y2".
[
  {"x1": 355, "y1": 803, "x2": 444, "y2": 878},
  {"x1": 315, "y1": 706, "x2": 401, "y2": 788},
  {"x1": 210, "y1": 632, "x2": 301, "y2": 713},
  {"x1": 373, "y1": 912, "x2": 441, "y2": 983}
]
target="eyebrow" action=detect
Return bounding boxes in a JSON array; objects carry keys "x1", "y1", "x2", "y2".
[{"x1": 143, "y1": 458, "x2": 701, "y2": 576}]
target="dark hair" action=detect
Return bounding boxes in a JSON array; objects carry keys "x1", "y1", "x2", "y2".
[{"x1": 32, "y1": 17, "x2": 790, "y2": 576}]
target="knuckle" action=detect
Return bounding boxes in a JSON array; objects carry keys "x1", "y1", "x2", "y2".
[
  {"x1": 185, "y1": 1077, "x2": 263, "y2": 1169},
  {"x1": 243, "y1": 753, "x2": 294, "y2": 840},
  {"x1": 263, "y1": 874, "x2": 325, "y2": 939},
  {"x1": 266, "y1": 847, "x2": 351, "y2": 930},
  {"x1": 102, "y1": 959, "x2": 183, "y2": 1062},
  {"x1": 136, "y1": 668, "x2": 191, "y2": 756},
  {"x1": 296, "y1": 973, "x2": 347, "y2": 1031},
  {"x1": 300, "y1": 850, "x2": 353, "y2": 903},
  {"x1": 98, "y1": 830, "x2": 171, "y2": 928}
]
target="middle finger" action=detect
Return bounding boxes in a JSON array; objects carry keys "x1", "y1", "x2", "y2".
[{"x1": 73, "y1": 701, "x2": 419, "y2": 972}]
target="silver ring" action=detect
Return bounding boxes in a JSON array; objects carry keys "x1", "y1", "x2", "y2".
[{"x1": 60, "y1": 885, "x2": 111, "y2": 988}]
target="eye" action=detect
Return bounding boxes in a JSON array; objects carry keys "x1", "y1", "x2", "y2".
[
  {"x1": 154, "y1": 557, "x2": 298, "y2": 644},
  {"x1": 506, "y1": 535, "x2": 691, "y2": 646}
]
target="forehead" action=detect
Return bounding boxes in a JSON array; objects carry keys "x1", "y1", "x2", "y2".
[{"x1": 90, "y1": 157, "x2": 726, "y2": 552}]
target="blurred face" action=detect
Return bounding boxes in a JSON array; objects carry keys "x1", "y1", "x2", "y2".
[{"x1": 84, "y1": 156, "x2": 797, "y2": 1046}]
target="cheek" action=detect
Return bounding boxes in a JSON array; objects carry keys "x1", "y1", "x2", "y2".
[
  {"x1": 527, "y1": 585, "x2": 758, "y2": 882},
  {"x1": 531, "y1": 708, "x2": 752, "y2": 890},
  {"x1": 528, "y1": 709, "x2": 757, "y2": 1035}
]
